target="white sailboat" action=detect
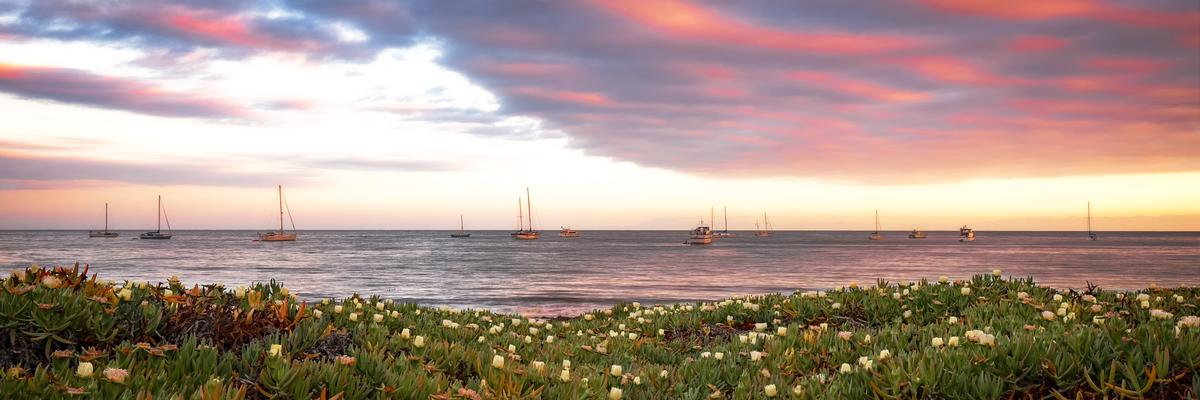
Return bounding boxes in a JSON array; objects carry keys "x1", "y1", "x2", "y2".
[
  {"x1": 139, "y1": 195, "x2": 173, "y2": 240},
  {"x1": 89, "y1": 203, "x2": 119, "y2": 238},
  {"x1": 1087, "y1": 202, "x2": 1097, "y2": 241},
  {"x1": 714, "y1": 207, "x2": 736, "y2": 238},
  {"x1": 258, "y1": 185, "x2": 297, "y2": 242},
  {"x1": 451, "y1": 215, "x2": 471, "y2": 238},
  {"x1": 868, "y1": 209, "x2": 883, "y2": 240},
  {"x1": 754, "y1": 212, "x2": 771, "y2": 237},
  {"x1": 512, "y1": 187, "x2": 540, "y2": 240}
]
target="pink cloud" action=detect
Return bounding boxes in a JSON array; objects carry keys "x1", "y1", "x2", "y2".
[
  {"x1": 1007, "y1": 36, "x2": 1068, "y2": 52},
  {"x1": 0, "y1": 64, "x2": 245, "y2": 118},
  {"x1": 595, "y1": 0, "x2": 920, "y2": 54},
  {"x1": 921, "y1": 0, "x2": 1200, "y2": 29},
  {"x1": 788, "y1": 71, "x2": 930, "y2": 103},
  {"x1": 510, "y1": 87, "x2": 614, "y2": 106}
]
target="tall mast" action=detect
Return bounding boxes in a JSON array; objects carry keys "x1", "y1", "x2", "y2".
[
  {"x1": 156, "y1": 195, "x2": 162, "y2": 232},
  {"x1": 874, "y1": 209, "x2": 880, "y2": 233},
  {"x1": 278, "y1": 185, "x2": 284, "y2": 233},
  {"x1": 709, "y1": 207, "x2": 714, "y2": 228},
  {"x1": 723, "y1": 207, "x2": 728, "y2": 232},
  {"x1": 526, "y1": 187, "x2": 533, "y2": 231},
  {"x1": 460, "y1": 214, "x2": 465, "y2": 233},
  {"x1": 1087, "y1": 202, "x2": 1092, "y2": 234},
  {"x1": 764, "y1": 212, "x2": 769, "y2": 232},
  {"x1": 104, "y1": 203, "x2": 109, "y2": 232},
  {"x1": 518, "y1": 198, "x2": 524, "y2": 231}
]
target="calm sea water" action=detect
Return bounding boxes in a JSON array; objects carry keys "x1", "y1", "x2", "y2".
[{"x1": 1, "y1": 230, "x2": 1197, "y2": 315}]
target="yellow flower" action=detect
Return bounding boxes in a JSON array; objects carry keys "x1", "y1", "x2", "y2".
[
  {"x1": 532, "y1": 361, "x2": 545, "y2": 373},
  {"x1": 76, "y1": 362, "x2": 93, "y2": 378},
  {"x1": 269, "y1": 344, "x2": 282, "y2": 357},
  {"x1": 776, "y1": 326, "x2": 787, "y2": 336},
  {"x1": 373, "y1": 314, "x2": 384, "y2": 323},
  {"x1": 400, "y1": 328, "x2": 411, "y2": 339},
  {"x1": 839, "y1": 363, "x2": 852, "y2": 374},
  {"x1": 1042, "y1": 311, "x2": 1056, "y2": 321},
  {"x1": 559, "y1": 369, "x2": 571, "y2": 381},
  {"x1": 610, "y1": 364, "x2": 622, "y2": 376},
  {"x1": 491, "y1": 355, "x2": 505, "y2": 369},
  {"x1": 992, "y1": 269, "x2": 1002, "y2": 277},
  {"x1": 948, "y1": 336, "x2": 960, "y2": 347},
  {"x1": 878, "y1": 349, "x2": 890, "y2": 360},
  {"x1": 413, "y1": 336, "x2": 425, "y2": 348},
  {"x1": 764, "y1": 384, "x2": 778, "y2": 397},
  {"x1": 608, "y1": 387, "x2": 622, "y2": 400},
  {"x1": 118, "y1": 288, "x2": 133, "y2": 301},
  {"x1": 931, "y1": 337, "x2": 944, "y2": 348},
  {"x1": 961, "y1": 287, "x2": 971, "y2": 296},
  {"x1": 313, "y1": 310, "x2": 323, "y2": 318},
  {"x1": 334, "y1": 305, "x2": 343, "y2": 313}
]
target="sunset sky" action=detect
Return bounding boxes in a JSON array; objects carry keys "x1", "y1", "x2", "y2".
[{"x1": 1, "y1": 0, "x2": 1197, "y2": 230}]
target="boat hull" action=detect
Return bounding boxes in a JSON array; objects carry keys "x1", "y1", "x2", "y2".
[
  {"x1": 908, "y1": 233, "x2": 927, "y2": 239},
  {"x1": 868, "y1": 233, "x2": 883, "y2": 240},
  {"x1": 258, "y1": 232, "x2": 297, "y2": 241},
  {"x1": 714, "y1": 232, "x2": 736, "y2": 238},
  {"x1": 89, "y1": 231, "x2": 119, "y2": 238},
  {"x1": 450, "y1": 233, "x2": 471, "y2": 238},
  {"x1": 513, "y1": 232, "x2": 540, "y2": 240},
  {"x1": 139, "y1": 232, "x2": 172, "y2": 240},
  {"x1": 753, "y1": 232, "x2": 770, "y2": 237}
]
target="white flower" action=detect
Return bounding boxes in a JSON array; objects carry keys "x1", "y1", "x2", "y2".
[
  {"x1": 1042, "y1": 311, "x2": 1056, "y2": 321},
  {"x1": 839, "y1": 363, "x2": 852, "y2": 373},
  {"x1": 750, "y1": 351, "x2": 763, "y2": 361},
  {"x1": 979, "y1": 333, "x2": 996, "y2": 347},
  {"x1": 532, "y1": 361, "x2": 545, "y2": 372},
  {"x1": 313, "y1": 310, "x2": 323, "y2": 318},
  {"x1": 777, "y1": 326, "x2": 787, "y2": 336},
  {"x1": 269, "y1": 344, "x2": 282, "y2": 357},
  {"x1": 373, "y1": 314, "x2": 384, "y2": 323},
  {"x1": 349, "y1": 313, "x2": 358, "y2": 321},
  {"x1": 903, "y1": 310, "x2": 912, "y2": 318},
  {"x1": 862, "y1": 334, "x2": 872, "y2": 344},
  {"x1": 754, "y1": 323, "x2": 767, "y2": 331},
  {"x1": 1141, "y1": 300, "x2": 1151, "y2": 308},
  {"x1": 1150, "y1": 309, "x2": 1174, "y2": 319},
  {"x1": 400, "y1": 328, "x2": 411, "y2": 339},
  {"x1": 1177, "y1": 316, "x2": 1200, "y2": 328},
  {"x1": 334, "y1": 305, "x2": 343, "y2": 314},
  {"x1": 831, "y1": 303, "x2": 841, "y2": 310},
  {"x1": 610, "y1": 365, "x2": 622, "y2": 376},
  {"x1": 948, "y1": 336, "x2": 960, "y2": 347},
  {"x1": 992, "y1": 269, "x2": 1002, "y2": 277},
  {"x1": 701, "y1": 352, "x2": 711, "y2": 358},
  {"x1": 948, "y1": 316, "x2": 958, "y2": 324},
  {"x1": 507, "y1": 344, "x2": 516, "y2": 353},
  {"x1": 660, "y1": 369, "x2": 668, "y2": 378},
  {"x1": 491, "y1": 355, "x2": 505, "y2": 369},
  {"x1": 560, "y1": 369, "x2": 571, "y2": 381},
  {"x1": 76, "y1": 362, "x2": 93, "y2": 378},
  {"x1": 764, "y1": 384, "x2": 778, "y2": 397},
  {"x1": 961, "y1": 287, "x2": 971, "y2": 296},
  {"x1": 634, "y1": 376, "x2": 641, "y2": 385},
  {"x1": 375, "y1": 302, "x2": 384, "y2": 310},
  {"x1": 608, "y1": 387, "x2": 622, "y2": 400},
  {"x1": 1053, "y1": 294, "x2": 1063, "y2": 302},
  {"x1": 1136, "y1": 293, "x2": 1150, "y2": 302},
  {"x1": 563, "y1": 360, "x2": 571, "y2": 369},
  {"x1": 413, "y1": 336, "x2": 425, "y2": 348},
  {"x1": 931, "y1": 337, "x2": 944, "y2": 348},
  {"x1": 1082, "y1": 294, "x2": 1096, "y2": 303},
  {"x1": 546, "y1": 335, "x2": 555, "y2": 343},
  {"x1": 892, "y1": 292, "x2": 901, "y2": 300},
  {"x1": 714, "y1": 352, "x2": 724, "y2": 360},
  {"x1": 878, "y1": 349, "x2": 890, "y2": 360}
]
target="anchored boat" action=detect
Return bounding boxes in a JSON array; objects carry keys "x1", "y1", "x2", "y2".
[
  {"x1": 868, "y1": 209, "x2": 883, "y2": 240},
  {"x1": 714, "y1": 207, "x2": 736, "y2": 238},
  {"x1": 908, "y1": 229, "x2": 927, "y2": 239},
  {"x1": 451, "y1": 215, "x2": 471, "y2": 238},
  {"x1": 512, "y1": 187, "x2": 540, "y2": 240},
  {"x1": 1086, "y1": 202, "x2": 1097, "y2": 241},
  {"x1": 558, "y1": 227, "x2": 580, "y2": 238},
  {"x1": 257, "y1": 185, "x2": 297, "y2": 242},
  {"x1": 754, "y1": 212, "x2": 772, "y2": 237},
  {"x1": 88, "y1": 203, "x2": 119, "y2": 238},
  {"x1": 139, "y1": 195, "x2": 173, "y2": 240},
  {"x1": 687, "y1": 220, "x2": 714, "y2": 245},
  {"x1": 958, "y1": 226, "x2": 975, "y2": 242}
]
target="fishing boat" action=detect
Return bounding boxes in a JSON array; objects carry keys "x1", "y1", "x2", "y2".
[
  {"x1": 908, "y1": 229, "x2": 927, "y2": 239},
  {"x1": 139, "y1": 195, "x2": 173, "y2": 240},
  {"x1": 868, "y1": 209, "x2": 883, "y2": 240},
  {"x1": 1086, "y1": 202, "x2": 1097, "y2": 241},
  {"x1": 558, "y1": 227, "x2": 580, "y2": 238},
  {"x1": 686, "y1": 220, "x2": 713, "y2": 245},
  {"x1": 713, "y1": 207, "x2": 736, "y2": 238},
  {"x1": 754, "y1": 212, "x2": 771, "y2": 237},
  {"x1": 451, "y1": 215, "x2": 471, "y2": 238},
  {"x1": 512, "y1": 187, "x2": 540, "y2": 240},
  {"x1": 88, "y1": 203, "x2": 119, "y2": 238},
  {"x1": 958, "y1": 225, "x2": 975, "y2": 242},
  {"x1": 257, "y1": 185, "x2": 297, "y2": 242}
]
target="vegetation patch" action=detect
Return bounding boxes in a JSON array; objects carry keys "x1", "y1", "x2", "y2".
[{"x1": 2, "y1": 263, "x2": 1198, "y2": 399}]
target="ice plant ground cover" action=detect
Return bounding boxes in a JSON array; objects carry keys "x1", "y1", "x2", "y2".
[{"x1": 2, "y1": 264, "x2": 1199, "y2": 399}]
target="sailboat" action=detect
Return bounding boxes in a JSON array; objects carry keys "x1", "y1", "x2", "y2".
[
  {"x1": 512, "y1": 187, "x2": 540, "y2": 240},
  {"x1": 89, "y1": 203, "x2": 119, "y2": 238},
  {"x1": 868, "y1": 210, "x2": 883, "y2": 240},
  {"x1": 754, "y1": 212, "x2": 771, "y2": 237},
  {"x1": 558, "y1": 226, "x2": 580, "y2": 238},
  {"x1": 908, "y1": 229, "x2": 927, "y2": 239},
  {"x1": 686, "y1": 219, "x2": 713, "y2": 245},
  {"x1": 714, "y1": 207, "x2": 736, "y2": 238},
  {"x1": 451, "y1": 215, "x2": 471, "y2": 238},
  {"x1": 139, "y1": 195, "x2": 173, "y2": 240},
  {"x1": 257, "y1": 185, "x2": 297, "y2": 242},
  {"x1": 1087, "y1": 202, "x2": 1097, "y2": 241}
]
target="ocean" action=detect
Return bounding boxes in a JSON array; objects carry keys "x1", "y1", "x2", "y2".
[{"x1": 1, "y1": 230, "x2": 1197, "y2": 315}]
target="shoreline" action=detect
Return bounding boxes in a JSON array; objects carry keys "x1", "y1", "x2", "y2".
[{"x1": 3, "y1": 263, "x2": 1198, "y2": 398}]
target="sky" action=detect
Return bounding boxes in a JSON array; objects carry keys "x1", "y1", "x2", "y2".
[{"x1": 0, "y1": 0, "x2": 1197, "y2": 231}]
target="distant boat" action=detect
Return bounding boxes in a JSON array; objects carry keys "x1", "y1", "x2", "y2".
[
  {"x1": 139, "y1": 195, "x2": 173, "y2": 240},
  {"x1": 713, "y1": 207, "x2": 736, "y2": 238},
  {"x1": 451, "y1": 215, "x2": 471, "y2": 238},
  {"x1": 908, "y1": 229, "x2": 927, "y2": 239},
  {"x1": 512, "y1": 187, "x2": 540, "y2": 240},
  {"x1": 88, "y1": 203, "x2": 119, "y2": 238},
  {"x1": 257, "y1": 185, "x2": 297, "y2": 242},
  {"x1": 1087, "y1": 202, "x2": 1097, "y2": 241},
  {"x1": 868, "y1": 209, "x2": 883, "y2": 240},
  {"x1": 558, "y1": 227, "x2": 580, "y2": 238},
  {"x1": 754, "y1": 212, "x2": 771, "y2": 237},
  {"x1": 958, "y1": 225, "x2": 975, "y2": 242},
  {"x1": 686, "y1": 220, "x2": 713, "y2": 245}
]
